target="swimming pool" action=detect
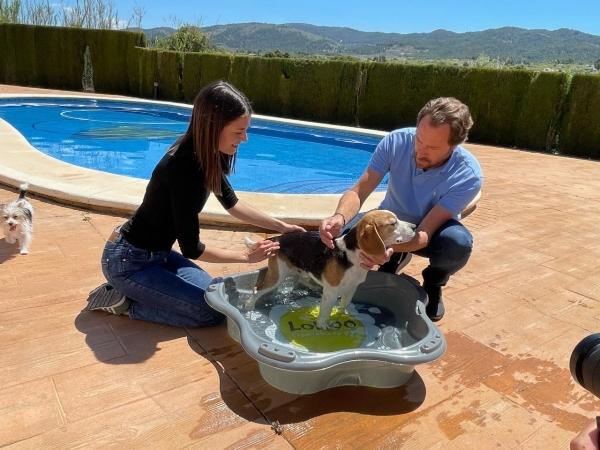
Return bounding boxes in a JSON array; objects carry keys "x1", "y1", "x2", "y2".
[{"x1": 0, "y1": 98, "x2": 387, "y2": 194}]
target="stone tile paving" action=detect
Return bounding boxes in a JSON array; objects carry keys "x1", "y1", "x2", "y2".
[{"x1": 1, "y1": 84, "x2": 600, "y2": 448}]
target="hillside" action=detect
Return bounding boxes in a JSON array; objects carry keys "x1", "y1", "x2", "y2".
[{"x1": 192, "y1": 23, "x2": 600, "y2": 63}]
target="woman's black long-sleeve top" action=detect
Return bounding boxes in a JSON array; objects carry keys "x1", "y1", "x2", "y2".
[{"x1": 120, "y1": 138, "x2": 238, "y2": 259}]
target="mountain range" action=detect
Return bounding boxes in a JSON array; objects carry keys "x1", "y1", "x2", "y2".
[{"x1": 141, "y1": 23, "x2": 600, "y2": 63}]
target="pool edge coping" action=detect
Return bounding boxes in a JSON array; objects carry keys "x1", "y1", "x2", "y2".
[{"x1": 0, "y1": 93, "x2": 386, "y2": 227}]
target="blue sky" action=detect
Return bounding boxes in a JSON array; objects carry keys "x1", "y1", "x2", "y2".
[{"x1": 110, "y1": 0, "x2": 600, "y2": 35}]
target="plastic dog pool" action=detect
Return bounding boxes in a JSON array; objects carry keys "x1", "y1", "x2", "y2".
[{"x1": 205, "y1": 269, "x2": 446, "y2": 394}]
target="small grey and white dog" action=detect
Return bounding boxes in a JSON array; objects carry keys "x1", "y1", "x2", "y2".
[{"x1": 1, "y1": 183, "x2": 34, "y2": 254}]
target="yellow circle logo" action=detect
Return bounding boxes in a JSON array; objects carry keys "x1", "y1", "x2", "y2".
[{"x1": 280, "y1": 306, "x2": 366, "y2": 352}]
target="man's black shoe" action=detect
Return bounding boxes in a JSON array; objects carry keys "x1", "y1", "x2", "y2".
[{"x1": 424, "y1": 285, "x2": 445, "y2": 322}]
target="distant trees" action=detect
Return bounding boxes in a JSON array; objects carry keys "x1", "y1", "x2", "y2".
[
  {"x1": 152, "y1": 25, "x2": 214, "y2": 53},
  {"x1": 0, "y1": 0, "x2": 142, "y2": 29},
  {"x1": 262, "y1": 50, "x2": 290, "y2": 58},
  {"x1": 595, "y1": 59, "x2": 600, "y2": 70},
  {"x1": 0, "y1": 0, "x2": 216, "y2": 53},
  {"x1": 61, "y1": 0, "x2": 120, "y2": 29},
  {"x1": 0, "y1": 0, "x2": 20, "y2": 23}
]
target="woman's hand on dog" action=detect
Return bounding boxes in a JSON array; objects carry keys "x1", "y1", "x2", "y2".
[
  {"x1": 359, "y1": 248, "x2": 394, "y2": 270},
  {"x1": 243, "y1": 239, "x2": 281, "y2": 263},
  {"x1": 320, "y1": 215, "x2": 345, "y2": 249}
]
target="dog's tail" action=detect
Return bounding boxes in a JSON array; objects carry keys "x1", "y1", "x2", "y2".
[
  {"x1": 243, "y1": 236, "x2": 256, "y2": 248},
  {"x1": 18, "y1": 183, "x2": 29, "y2": 200},
  {"x1": 244, "y1": 236, "x2": 281, "y2": 248}
]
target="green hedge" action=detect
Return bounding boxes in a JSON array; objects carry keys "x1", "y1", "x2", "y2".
[
  {"x1": 2, "y1": 24, "x2": 39, "y2": 85},
  {"x1": 514, "y1": 72, "x2": 570, "y2": 151},
  {"x1": 228, "y1": 55, "x2": 282, "y2": 113},
  {"x1": 3, "y1": 23, "x2": 600, "y2": 158},
  {"x1": 182, "y1": 52, "x2": 232, "y2": 102},
  {"x1": 82, "y1": 28, "x2": 144, "y2": 94},
  {"x1": 34, "y1": 26, "x2": 84, "y2": 89},
  {"x1": 358, "y1": 64, "x2": 566, "y2": 150},
  {"x1": 0, "y1": 24, "x2": 144, "y2": 93},
  {"x1": 461, "y1": 69, "x2": 535, "y2": 147},
  {"x1": 156, "y1": 50, "x2": 183, "y2": 101},
  {"x1": 132, "y1": 47, "x2": 158, "y2": 98},
  {"x1": 559, "y1": 74, "x2": 600, "y2": 158},
  {"x1": 280, "y1": 58, "x2": 360, "y2": 124},
  {"x1": 228, "y1": 56, "x2": 360, "y2": 123},
  {"x1": 0, "y1": 26, "x2": 6, "y2": 83},
  {"x1": 129, "y1": 48, "x2": 183, "y2": 100},
  {"x1": 359, "y1": 63, "x2": 463, "y2": 130}
]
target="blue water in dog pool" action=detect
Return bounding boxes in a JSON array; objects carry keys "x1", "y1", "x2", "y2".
[{"x1": 0, "y1": 97, "x2": 387, "y2": 194}]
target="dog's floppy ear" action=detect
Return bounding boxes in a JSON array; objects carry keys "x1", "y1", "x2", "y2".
[{"x1": 358, "y1": 222, "x2": 386, "y2": 256}]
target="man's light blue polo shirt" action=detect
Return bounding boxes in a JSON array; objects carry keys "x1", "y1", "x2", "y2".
[{"x1": 369, "y1": 127, "x2": 483, "y2": 225}]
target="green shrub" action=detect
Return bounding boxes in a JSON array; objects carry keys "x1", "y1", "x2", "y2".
[
  {"x1": 152, "y1": 26, "x2": 213, "y2": 53},
  {"x1": 358, "y1": 63, "x2": 469, "y2": 130},
  {"x1": 461, "y1": 68, "x2": 533, "y2": 146},
  {"x1": 182, "y1": 52, "x2": 232, "y2": 102},
  {"x1": 559, "y1": 74, "x2": 600, "y2": 158},
  {"x1": 84, "y1": 28, "x2": 144, "y2": 94},
  {"x1": 1, "y1": 24, "x2": 39, "y2": 85},
  {"x1": 357, "y1": 63, "x2": 567, "y2": 150},
  {"x1": 281, "y1": 58, "x2": 360, "y2": 124},
  {"x1": 132, "y1": 47, "x2": 159, "y2": 98},
  {"x1": 229, "y1": 55, "x2": 359, "y2": 123},
  {"x1": 155, "y1": 50, "x2": 183, "y2": 101},
  {"x1": 0, "y1": 24, "x2": 143, "y2": 92},
  {"x1": 514, "y1": 71, "x2": 570, "y2": 151},
  {"x1": 34, "y1": 26, "x2": 84, "y2": 89},
  {"x1": 229, "y1": 55, "x2": 284, "y2": 114},
  {"x1": 0, "y1": 26, "x2": 5, "y2": 82}
]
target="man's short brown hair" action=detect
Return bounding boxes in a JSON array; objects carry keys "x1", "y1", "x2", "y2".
[{"x1": 417, "y1": 97, "x2": 474, "y2": 146}]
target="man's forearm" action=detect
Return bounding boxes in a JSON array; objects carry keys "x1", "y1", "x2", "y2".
[
  {"x1": 391, "y1": 230, "x2": 429, "y2": 253},
  {"x1": 334, "y1": 191, "x2": 362, "y2": 223}
]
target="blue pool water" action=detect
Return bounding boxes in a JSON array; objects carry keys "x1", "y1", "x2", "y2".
[{"x1": 0, "y1": 97, "x2": 388, "y2": 194}]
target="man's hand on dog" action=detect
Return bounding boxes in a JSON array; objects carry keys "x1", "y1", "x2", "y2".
[
  {"x1": 359, "y1": 248, "x2": 394, "y2": 270},
  {"x1": 244, "y1": 239, "x2": 280, "y2": 263},
  {"x1": 320, "y1": 214, "x2": 345, "y2": 249}
]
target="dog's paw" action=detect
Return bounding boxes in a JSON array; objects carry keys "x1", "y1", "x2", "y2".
[
  {"x1": 19, "y1": 249, "x2": 29, "y2": 255},
  {"x1": 316, "y1": 318, "x2": 330, "y2": 330}
]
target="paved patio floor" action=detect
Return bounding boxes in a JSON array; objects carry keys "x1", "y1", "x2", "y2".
[{"x1": 1, "y1": 85, "x2": 600, "y2": 449}]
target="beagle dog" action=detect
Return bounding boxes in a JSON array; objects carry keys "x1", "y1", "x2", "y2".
[{"x1": 247, "y1": 210, "x2": 416, "y2": 328}]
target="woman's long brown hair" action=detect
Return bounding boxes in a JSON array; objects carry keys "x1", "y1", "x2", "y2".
[{"x1": 179, "y1": 81, "x2": 252, "y2": 194}]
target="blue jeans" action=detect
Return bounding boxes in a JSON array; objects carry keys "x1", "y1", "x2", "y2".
[
  {"x1": 346, "y1": 214, "x2": 473, "y2": 288},
  {"x1": 101, "y1": 234, "x2": 224, "y2": 328}
]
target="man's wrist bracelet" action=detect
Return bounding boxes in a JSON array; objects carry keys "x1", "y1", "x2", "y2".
[{"x1": 333, "y1": 212, "x2": 346, "y2": 226}]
